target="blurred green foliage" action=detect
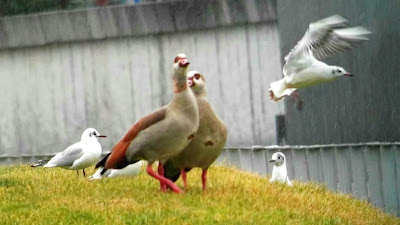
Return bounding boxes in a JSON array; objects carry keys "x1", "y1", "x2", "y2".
[{"x1": 0, "y1": 0, "x2": 60, "y2": 17}]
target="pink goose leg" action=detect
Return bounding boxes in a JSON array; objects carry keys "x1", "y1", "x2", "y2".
[
  {"x1": 180, "y1": 168, "x2": 188, "y2": 190},
  {"x1": 202, "y1": 169, "x2": 208, "y2": 191},
  {"x1": 147, "y1": 163, "x2": 183, "y2": 193},
  {"x1": 158, "y1": 162, "x2": 167, "y2": 192}
]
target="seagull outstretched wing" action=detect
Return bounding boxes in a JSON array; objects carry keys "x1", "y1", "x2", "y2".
[{"x1": 284, "y1": 15, "x2": 370, "y2": 62}]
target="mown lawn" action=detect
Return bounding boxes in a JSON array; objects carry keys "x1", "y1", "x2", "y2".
[{"x1": 0, "y1": 164, "x2": 398, "y2": 225}]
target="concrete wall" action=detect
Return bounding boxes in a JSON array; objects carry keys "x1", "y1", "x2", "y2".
[
  {"x1": 0, "y1": 0, "x2": 284, "y2": 162},
  {"x1": 218, "y1": 143, "x2": 400, "y2": 216},
  {"x1": 276, "y1": 0, "x2": 400, "y2": 145}
]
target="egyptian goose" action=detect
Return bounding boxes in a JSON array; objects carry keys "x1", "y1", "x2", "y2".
[
  {"x1": 103, "y1": 54, "x2": 199, "y2": 193},
  {"x1": 269, "y1": 15, "x2": 370, "y2": 104},
  {"x1": 164, "y1": 71, "x2": 227, "y2": 191},
  {"x1": 31, "y1": 128, "x2": 106, "y2": 177}
]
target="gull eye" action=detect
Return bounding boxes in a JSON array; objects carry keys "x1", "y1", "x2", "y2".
[
  {"x1": 337, "y1": 69, "x2": 342, "y2": 73},
  {"x1": 194, "y1": 74, "x2": 201, "y2": 80},
  {"x1": 92, "y1": 131, "x2": 97, "y2": 136}
]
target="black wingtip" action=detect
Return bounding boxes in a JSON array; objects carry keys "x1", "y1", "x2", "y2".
[
  {"x1": 95, "y1": 153, "x2": 111, "y2": 169},
  {"x1": 31, "y1": 159, "x2": 49, "y2": 167}
]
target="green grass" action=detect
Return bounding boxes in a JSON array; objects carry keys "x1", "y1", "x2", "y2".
[{"x1": 0, "y1": 164, "x2": 398, "y2": 225}]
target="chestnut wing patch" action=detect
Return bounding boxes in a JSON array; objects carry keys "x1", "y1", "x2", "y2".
[
  {"x1": 105, "y1": 108, "x2": 167, "y2": 169},
  {"x1": 122, "y1": 108, "x2": 167, "y2": 142}
]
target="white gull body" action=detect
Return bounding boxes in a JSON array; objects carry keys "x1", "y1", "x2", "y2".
[
  {"x1": 269, "y1": 15, "x2": 370, "y2": 102},
  {"x1": 38, "y1": 128, "x2": 106, "y2": 175},
  {"x1": 89, "y1": 161, "x2": 143, "y2": 180},
  {"x1": 269, "y1": 152, "x2": 292, "y2": 186}
]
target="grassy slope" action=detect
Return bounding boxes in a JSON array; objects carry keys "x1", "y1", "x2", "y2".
[{"x1": 0, "y1": 164, "x2": 398, "y2": 225}]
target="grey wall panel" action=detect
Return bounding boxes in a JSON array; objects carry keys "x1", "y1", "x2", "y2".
[
  {"x1": 264, "y1": 148, "x2": 273, "y2": 175},
  {"x1": 291, "y1": 149, "x2": 308, "y2": 182},
  {"x1": 380, "y1": 145, "x2": 399, "y2": 215},
  {"x1": 349, "y1": 146, "x2": 368, "y2": 200},
  {"x1": 239, "y1": 148, "x2": 253, "y2": 172},
  {"x1": 320, "y1": 147, "x2": 338, "y2": 191},
  {"x1": 335, "y1": 147, "x2": 352, "y2": 194},
  {"x1": 306, "y1": 148, "x2": 323, "y2": 182},
  {"x1": 365, "y1": 145, "x2": 384, "y2": 208},
  {"x1": 252, "y1": 148, "x2": 267, "y2": 175},
  {"x1": 396, "y1": 146, "x2": 400, "y2": 214},
  {"x1": 226, "y1": 148, "x2": 241, "y2": 169}
]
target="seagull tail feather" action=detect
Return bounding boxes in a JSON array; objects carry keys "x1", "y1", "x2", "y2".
[{"x1": 269, "y1": 78, "x2": 296, "y2": 102}]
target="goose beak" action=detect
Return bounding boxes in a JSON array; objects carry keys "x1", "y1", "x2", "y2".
[{"x1": 179, "y1": 59, "x2": 190, "y2": 68}]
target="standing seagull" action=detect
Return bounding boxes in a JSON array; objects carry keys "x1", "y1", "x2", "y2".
[
  {"x1": 269, "y1": 15, "x2": 370, "y2": 103},
  {"x1": 269, "y1": 152, "x2": 292, "y2": 186},
  {"x1": 31, "y1": 128, "x2": 106, "y2": 177},
  {"x1": 103, "y1": 54, "x2": 199, "y2": 193},
  {"x1": 163, "y1": 71, "x2": 227, "y2": 191}
]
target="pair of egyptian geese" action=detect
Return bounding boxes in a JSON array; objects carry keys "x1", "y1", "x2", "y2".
[{"x1": 95, "y1": 54, "x2": 227, "y2": 193}]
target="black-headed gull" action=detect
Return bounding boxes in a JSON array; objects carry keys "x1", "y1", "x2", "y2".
[
  {"x1": 269, "y1": 15, "x2": 370, "y2": 103},
  {"x1": 31, "y1": 128, "x2": 106, "y2": 177},
  {"x1": 88, "y1": 161, "x2": 143, "y2": 180},
  {"x1": 269, "y1": 152, "x2": 292, "y2": 186}
]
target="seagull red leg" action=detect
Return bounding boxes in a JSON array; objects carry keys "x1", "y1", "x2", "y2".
[
  {"x1": 180, "y1": 168, "x2": 188, "y2": 190},
  {"x1": 158, "y1": 162, "x2": 167, "y2": 192},
  {"x1": 147, "y1": 163, "x2": 183, "y2": 194},
  {"x1": 202, "y1": 169, "x2": 208, "y2": 191}
]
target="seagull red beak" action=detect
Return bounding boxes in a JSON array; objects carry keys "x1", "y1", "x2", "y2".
[
  {"x1": 97, "y1": 135, "x2": 107, "y2": 138},
  {"x1": 344, "y1": 73, "x2": 353, "y2": 76}
]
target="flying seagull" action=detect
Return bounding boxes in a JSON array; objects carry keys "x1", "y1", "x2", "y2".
[{"x1": 269, "y1": 15, "x2": 370, "y2": 105}]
